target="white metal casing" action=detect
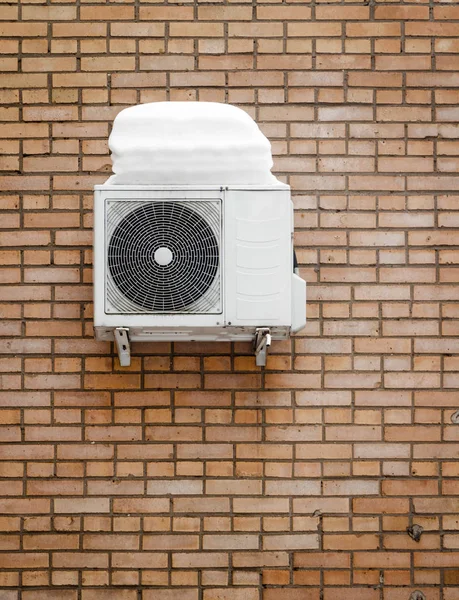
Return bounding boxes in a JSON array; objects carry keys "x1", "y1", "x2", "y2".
[{"x1": 93, "y1": 184, "x2": 306, "y2": 342}]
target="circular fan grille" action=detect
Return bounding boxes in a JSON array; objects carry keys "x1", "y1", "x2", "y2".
[{"x1": 107, "y1": 202, "x2": 220, "y2": 312}]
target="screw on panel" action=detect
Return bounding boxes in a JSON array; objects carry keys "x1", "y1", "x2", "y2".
[
  {"x1": 410, "y1": 591, "x2": 426, "y2": 600},
  {"x1": 451, "y1": 410, "x2": 459, "y2": 424},
  {"x1": 407, "y1": 524, "x2": 424, "y2": 542}
]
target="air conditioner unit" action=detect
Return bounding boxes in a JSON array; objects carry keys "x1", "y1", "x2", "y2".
[{"x1": 93, "y1": 103, "x2": 306, "y2": 366}]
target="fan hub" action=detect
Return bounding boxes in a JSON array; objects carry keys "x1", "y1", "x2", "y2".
[{"x1": 154, "y1": 246, "x2": 173, "y2": 266}]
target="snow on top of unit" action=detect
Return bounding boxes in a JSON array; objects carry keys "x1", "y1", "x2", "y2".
[{"x1": 106, "y1": 102, "x2": 279, "y2": 185}]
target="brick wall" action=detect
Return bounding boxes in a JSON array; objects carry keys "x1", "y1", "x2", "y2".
[{"x1": 1, "y1": 2, "x2": 459, "y2": 598}]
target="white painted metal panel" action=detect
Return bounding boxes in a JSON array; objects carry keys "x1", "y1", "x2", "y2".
[{"x1": 224, "y1": 188, "x2": 292, "y2": 328}]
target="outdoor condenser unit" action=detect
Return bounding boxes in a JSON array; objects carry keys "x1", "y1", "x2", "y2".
[{"x1": 93, "y1": 102, "x2": 306, "y2": 366}]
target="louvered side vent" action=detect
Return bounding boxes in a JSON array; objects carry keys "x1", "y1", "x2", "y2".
[{"x1": 105, "y1": 199, "x2": 221, "y2": 314}]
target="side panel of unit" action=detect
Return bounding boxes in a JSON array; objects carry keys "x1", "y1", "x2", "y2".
[{"x1": 224, "y1": 188, "x2": 292, "y2": 328}]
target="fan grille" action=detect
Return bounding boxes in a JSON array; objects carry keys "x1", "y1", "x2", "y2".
[{"x1": 106, "y1": 200, "x2": 221, "y2": 314}]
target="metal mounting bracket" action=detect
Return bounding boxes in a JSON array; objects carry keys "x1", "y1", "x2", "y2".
[
  {"x1": 114, "y1": 327, "x2": 131, "y2": 367},
  {"x1": 254, "y1": 327, "x2": 272, "y2": 367}
]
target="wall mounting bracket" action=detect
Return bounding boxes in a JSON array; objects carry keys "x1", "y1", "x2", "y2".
[
  {"x1": 114, "y1": 327, "x2": 131, "y2": 367},
  {"x1": 254, "y1": 327, "x2": 271, "y2": 367}
]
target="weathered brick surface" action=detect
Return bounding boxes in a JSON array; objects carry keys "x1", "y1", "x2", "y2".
[{"x1": 0, "y1": 1, "x2": 458, "y2": 597}]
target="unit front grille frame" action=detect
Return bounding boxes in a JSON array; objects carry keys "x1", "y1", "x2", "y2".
[{"x1": 105, "y1": 197, "x2": 222, "y2": 315}]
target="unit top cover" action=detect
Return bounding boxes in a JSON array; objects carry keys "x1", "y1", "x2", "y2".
[{"x1": 106, "y1": 101, "x2": 279, "y2": 186}]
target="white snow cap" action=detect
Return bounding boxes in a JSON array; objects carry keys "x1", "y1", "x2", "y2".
[{"x1": 106, "y1": 101, "x2": 278, "y2": 185}]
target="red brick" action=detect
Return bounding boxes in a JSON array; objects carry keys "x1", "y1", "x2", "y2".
[
  {"x1": 2, "y1": 2, "x2": 458, "y2": 592},
  {"x1": 52, "y1": 552, "x2": 107, "y2": 568},
  {"x1": 25, "y1": 374, "x2": 80, "y2": 390},
  {"x1": 324, "y1": 591, "x2": 377, "y2": 600},
  {"x1": 82, "y1": 593, "x2": 135, "y2": 600},
  {"x1": 83, "y1": 534, "x2": 138, "y2": 550},
  {"x1": 87, "y1": 480, "x2": 144, "y2": 496},
  {"x1": 0, "y1": 499, "x2": 50, "y2": 514},
  {"x1": 85, "y1": 426, "x2": 141, "y2": 442},
  {"x1": 206, "y1": 480, "x2": 261, "y2": 496},
  {"x1": 233, "y1": 552, "x2": 289, "y2": 568},
  {"x1": 27, "y1": 480, "x2": 83, "y2": 496},
  {"x1": 23, "y1": 534, "x2": 79, "y2": 550},
  {"x1": 316, "y1": 6, "x2": 369, "y2": 20},
  {"x1": 144, "y1": 592, "x2": 197, "y2": 600},
  {"x1": 112, "y1": 499, "x2": 169, "y2": 514},
  {"x1": 347, "y1": 23, "x2": 401, "y2": 37},
  {"x1": 383, "y1": 480, "x2": 438, "y2": 496},
  {"x1": 376, "y1": 5, "x2": 429, "y2": 19},
  {"x1": 324, "y1": 534, "x2": 379, "y2": 550}
]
